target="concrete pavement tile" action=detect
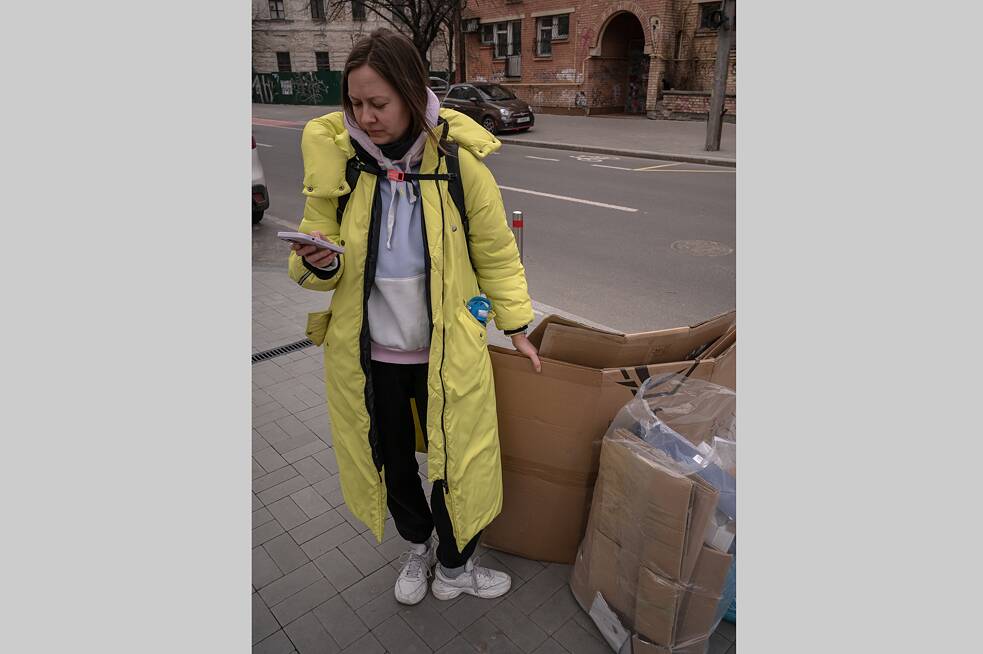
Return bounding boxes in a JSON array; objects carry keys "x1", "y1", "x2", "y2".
[
  {"x1": 254, "y1": 459, "x2": 267, "y2": 479},
  {"x1": 254, "y1": 405, "x2": 293, "y2": 429},
  {"x1": 399, "y1": 601, "x2": 458, "y2": 651},
  {"x1": 256, "y1": 420, "x2": 292, "y2": 445},
  {"x1": 312, "y1": 594, "x2": 370, "y2": 649},
  {"x1": 354, "y1": 589, "x2": 402, "y2": 629},
  {"x1": 294, "y1": 387, "x2": 324, "y2": 409},
  {"x1": 303, "y1": 417, "x2": 333, "y2": 444},
  {"x1": 553, "y1": 618, "x2": 609, "y2": 654},
  {"x1": 254, "y1": 493, "x2": 264, "y2": 511},
  {"x1": 487, "y1": 599, "x2": 548, "y2": 652},
  {"x1": 339, "y1": 632, "x2": 385, "y2": 654},
  {"x1": 272, "y1": 431, "x2": 319, "y2": 457},
  {"x1": 254, "y1": 592, "x2": 281, "y2": 645},
  {"x1": 373, "y1": 614, "x2": 433, "y2": 654},
  {"x1": 530, "y1": 586, "x2": 581, "y2": 636},
  {"x1": 269, "y1": 497, "x2": 310, "y2": 531},
  {"x1": 283, "y1": 440, "x2": 329, "y2": 465},
  {"x1": 259, "y1": 562, "x2": 324, "y2": 607},
  {"x1": 290, "y1": 509, "x2": 346, "y2": 545},
  {"x1": 271, "y1": 578, "x2": 337, "y2": 626},
  {"x1": 313, "y1": 473, "x2": 342, "y2": 499},
  {"x1": 570, "y1": 610, "x2": 604, "y2": 641},
  {"x1": 259, "y1": 476, "x2": 311, "y2": 506},
  {"x1": 435, "y1": 635, "x2": 479, "y2": 653},
  {"x1": 255, "y1": 447, "x2": 291, "y2": 473},
  {"x1": 377, "y1": 534, "x2": 412, "y2": 563},
  {"x1": 462, "y1": 616, "x2": 523, "y2": 654},
  {"x1": 254, "y1": 466, "x2": 300, "y2": 494},
  {"x1": 277, "y1": 415, "x2": 317, "y2": 439},
  {"x1": 314, "y1": 548, "x2": 364, "y2": 592},
  {"x1": 312, "y1": 448, "x2": 340, "y2": 475},
  {"x1": 295, "y1": 403, "x2": 328, "y2": 423},
  {"x1": 264, "y1": 532, "x2": 311, "y2": 574},
  {"x1": 340, "y1": 534, "x2": 388, "y2": 576},
  {"x1": 293, "y1": 456, "x2": 332, "y2": 484},
  {"x1": 716, "y1": 620, "x2": 736, "y2": 642},
  {"x1": 334, "y1": 501, "x2": 370, "y2": 533},
  {"x1": 281, "y1": 356, "x2": 323, "y2": 376},
  {"x1": 340, "y1": 566, "x2": 398, "y2": 610},
  {"x1": 531, "y1": 639, "x2": 570, "y2": 654},
  {"x1": 726, "y1": 643, "x2": 735, "y2": 654},
  {"x1": 381, "y1": 517, "x2": 399, "y2": 542},
  {"x1": 302, "y1": 522, "x2": 357, "y2": 560},
  {"x1": 439, "y1": 592, "x2": 504, "y2": 630},
  {"x1": 253, "y1": 507, "x2": 275, "y2": 530},
  {"x1": 484, "y1": 550, "x2": 546, "y2": 582},
  {"x1": 708, "y1": 632, "x2": 731, "y2": 654},
  {"x1": 547, "y1": 563, "x2": 573, "y2": 582},
  {"x1": 254, "y1": 520, "x2": 287, "y2": 548},
  {"x1": 254, "y1": 546, "x2": 285, "y2": 589},
  {"x1": 283, "y1": 612, "x2": 341, "y2": 654},
  {"x1": 322, "y1": 487, "x2": 346, "y2": 508},
  {"x1": 291, "y1": 487, "x2": 333, "y2": 519},
  {"x1": 509, "y1": 567, "x2": 568, "y2": 614},
  {"x1": 253, "y1": 628, "x2": 295, "y2": 654},
  {"x1": 253, "y1": 387, "x2": 275, "y2": 406},
  {"x1": 254, "y1": 431, "x2": 271, "y2": 453}
]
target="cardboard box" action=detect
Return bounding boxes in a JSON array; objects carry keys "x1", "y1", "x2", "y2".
[
  {"x1": 631, "y1": 635, "x2": 710, "y2": 654},
  {"x1": 483, "y1": 312, "x2": 735, "y2": 563},
  {"x1": 570, "y1": 430, "x2": 732, "y2": 650}
]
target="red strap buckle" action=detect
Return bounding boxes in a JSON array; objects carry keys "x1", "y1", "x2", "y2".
[{"x1": 387, "y1": 169, "x2": 405, "y2": 182}]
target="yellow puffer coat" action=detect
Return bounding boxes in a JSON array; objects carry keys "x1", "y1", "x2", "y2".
[{"x1": 288, "y1": 109, "x2": 533, "y2": 551}]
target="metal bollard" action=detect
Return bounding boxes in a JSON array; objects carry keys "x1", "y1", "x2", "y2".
[{"x1": 511, "y1": 210, "x2": 524, "y2": 263}]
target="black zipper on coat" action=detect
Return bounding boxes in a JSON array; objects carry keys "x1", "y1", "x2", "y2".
[
  {"x1": 359, "y1": 174, "x2": 384, "y2": 472},
  {"x1": 432, "y1": 149, "x2": 451, "y2": 495}
]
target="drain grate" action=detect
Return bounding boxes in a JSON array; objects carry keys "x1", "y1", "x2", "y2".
[{"x1": 252, "y1": 338, "x2": 315, "y2": 364}]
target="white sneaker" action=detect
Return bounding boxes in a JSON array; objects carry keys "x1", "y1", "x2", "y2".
[
  {"x1": 431, "y1": 557, "x2": 512, "y2": 601},
  {"x1": 394, "y1": 542, "x2": 436, "y2": 605}
]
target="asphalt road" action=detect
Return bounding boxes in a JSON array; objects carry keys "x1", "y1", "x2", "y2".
[{"x1": 252, "y1": 124, "x2": 734, "y2": 332}]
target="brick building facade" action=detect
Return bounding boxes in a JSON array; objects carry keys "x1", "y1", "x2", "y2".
[
  {"x1": 252, "y1": 0, "x2": 450, "y2": 74},
  {"x1": 459, "y1": 0, "x2": 736, "y2": 120}
]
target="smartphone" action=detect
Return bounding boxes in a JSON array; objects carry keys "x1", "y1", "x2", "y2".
[{"x1": 277, "y1": 231, "x2": 345, "y2": 254}]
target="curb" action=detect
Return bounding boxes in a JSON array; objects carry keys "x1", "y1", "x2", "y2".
[{"x1": 495, "y1": 138, "x2": 736, "y2": 168}]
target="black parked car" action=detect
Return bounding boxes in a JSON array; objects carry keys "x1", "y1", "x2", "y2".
[{"x1": 441, "y1": 83, "x2": 535, "y2": 134}]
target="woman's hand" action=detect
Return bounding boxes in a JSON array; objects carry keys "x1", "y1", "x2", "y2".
[
  {"x1": 511, "y1": 332, "x2": 542, "y2": 373},
  {"x1": 291, "y1": 230, "x2": 339, "y2": 269}
]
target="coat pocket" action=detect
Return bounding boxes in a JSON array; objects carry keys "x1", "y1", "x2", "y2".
[{"x1": 305, "y1": 309, "x2": 333, "y2": 347}]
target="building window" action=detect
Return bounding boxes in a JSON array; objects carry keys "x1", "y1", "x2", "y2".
[
  {"x1": 352, "y1": 0, "x2": 366, "y2": 21},
  {"x1": 486, "y1": 20, "x2": 520, "y2": 59},
  {"x1": 535, "y1": 15, "x2": 569, "y2": 57},
  {"x1": 311, "y1": 1, "x2": 325, "y2": 21},
  {"x1": 276, "y1": 52, "x2": 292, "y2": 73},
  {"x1": 315, "y1": 52, "x2": 330, "y2": 71},
  {"x1": 269, "y1": 0, "x2": 285, "y2": 20},
  {"x1": 699, "y1": 3, "x2": 721, "y2": 30}
]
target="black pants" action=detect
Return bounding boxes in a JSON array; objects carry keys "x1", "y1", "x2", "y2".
[{"x1": 371, "y1": 360, "x2": 481, "y2": 569}]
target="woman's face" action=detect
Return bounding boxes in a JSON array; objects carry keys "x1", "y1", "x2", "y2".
[{"x1": 347, "y1": 64, "x2": 411, "y2": 145}]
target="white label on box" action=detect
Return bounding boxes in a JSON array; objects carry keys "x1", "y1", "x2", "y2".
[
  {"x1": 693, "y1": 454, "x2": 705, "y2": 466},
  {"x1": 705, "y1": 520, "x2": 736, "y2": 552},
  {"x1": 589, "y1": 592, "x2": 630, "y2": 653}
]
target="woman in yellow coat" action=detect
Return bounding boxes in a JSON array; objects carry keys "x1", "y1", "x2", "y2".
[{"x1": 288, "y1": 29, "x2": 540, "y2": 606}]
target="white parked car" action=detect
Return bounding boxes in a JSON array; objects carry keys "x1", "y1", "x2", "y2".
[{"x1": 252, "y1": 134, "x2": 269, "y2": 223}]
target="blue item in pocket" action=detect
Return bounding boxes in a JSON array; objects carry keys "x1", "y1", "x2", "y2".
[{"x1": 467, "y1": 296, "x2": 492, "y2": 325}]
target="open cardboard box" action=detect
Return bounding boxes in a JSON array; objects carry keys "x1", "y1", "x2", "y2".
[{"x1": 483, "y1": 312, "x2": 735, "y2": 563}]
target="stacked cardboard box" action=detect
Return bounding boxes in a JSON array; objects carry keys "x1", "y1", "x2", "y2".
[
  {"x1": 483, "y1": 312, "x2": 736, "y2": 563},
  {"x1": 570, "y1": 429, "x2": 733, "y2": 653}
]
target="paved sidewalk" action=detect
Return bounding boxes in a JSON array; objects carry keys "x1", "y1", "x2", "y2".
[
  {"x1": 252, "y1": 104, "x2": 736, "y2": 166},
  {"x1": 252, "y1": 266, "x2": 737, "y2": 654}
]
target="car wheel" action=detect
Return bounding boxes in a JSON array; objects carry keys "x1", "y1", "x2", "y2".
[
  {"x1": 252, "y1": 208, "x2": 264, "y2": 224},
  {"x1": 481, "y1": 116, "x2": 498, "y2": 134}
]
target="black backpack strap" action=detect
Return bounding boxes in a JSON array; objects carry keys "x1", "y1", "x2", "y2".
[
  {"x1": 336, "y1": 155, "x2": 363, "y2": 224},
  {"x1": 441, "y1": 141, "x2": 469, "y2": 239}
]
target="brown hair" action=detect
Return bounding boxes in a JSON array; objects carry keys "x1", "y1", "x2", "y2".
[{"x1": 342, "y1": 29, "x2": 441, "y2": 150}]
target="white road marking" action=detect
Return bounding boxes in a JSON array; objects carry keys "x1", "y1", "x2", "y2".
[
  {"x1": 591, "y1": 164, "x2": 638, "y2": 171},
  {"x1": 526, "y1": 155, "x2": 560, "y2": 162},
  {"x1": 635, "y1": 162, "x2": 682, "y2": 171},
  {"x1": 497, "y1": 185, "x2": 637, "y2": 213},
  {"x1": 256, "y1": 143, "x2": 273, "y2": 148}
]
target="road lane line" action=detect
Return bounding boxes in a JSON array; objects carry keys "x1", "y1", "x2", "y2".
[
  {"x1": 590, "y1": 164, "x2": 638, "y2": 171},
  {"x1": 635, "y1": 162, "x2": 682, "y2": 171},
  {"x1": 526, "y1": 155, "x2": 560, "y2": 162},
  {"x1": 256, "y1": 143, "x2": 273, "y2": 147},
  {"x1": 497, "y1": 185, "x2": 637, "y2": 212}
]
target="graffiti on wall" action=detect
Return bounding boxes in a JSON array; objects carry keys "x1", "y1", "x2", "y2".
[{"x1": 252, "y1": 71, "x2": 342, "y2": 106}]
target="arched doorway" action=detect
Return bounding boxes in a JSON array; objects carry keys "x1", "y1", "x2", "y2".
[{"x1": 595, "y1": 11, "x2": 649, "y2": 114}]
